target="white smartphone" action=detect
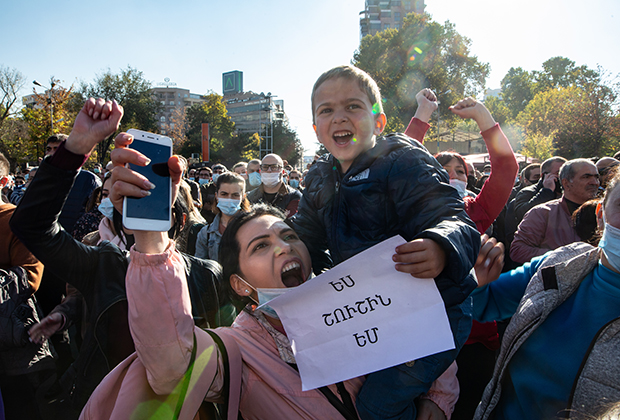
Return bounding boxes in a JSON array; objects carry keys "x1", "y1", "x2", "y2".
[{"x1": 122, "y1": 129, "x2": 173, "y2": 231}]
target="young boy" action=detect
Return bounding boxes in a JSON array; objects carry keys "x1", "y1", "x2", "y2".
[{"x1": 291, "y1": 65, "x2": 480, "y2": 419}]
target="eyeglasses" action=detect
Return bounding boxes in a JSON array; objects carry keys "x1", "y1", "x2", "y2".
[{"x1": 261, "y1": 164, "x2": 283, "y2": 172}]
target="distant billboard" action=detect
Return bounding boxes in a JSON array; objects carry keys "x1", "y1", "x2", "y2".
[{"x1": 223, "y1": 71, "x2": 243, "y2": 95}]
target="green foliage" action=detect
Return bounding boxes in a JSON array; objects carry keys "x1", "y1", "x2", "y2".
[
  {"x1": 520, "y1": 131, "x2": 555, "y2": 161},
  {"x1": 352, "y1": 13, "x2": 489, "y2": 135},
  {"x1": 179, "y1": 94, "x2": 257, "y2": 166},
  {"x1": 517, "y1": 68, "x2": 620, "y2": 158},
  {"x1": 74, "y1": 66, "x2": 161, "y2": 163},
  {"x1": 271, "y1": 120, "x2": 304, "y2": 167},
  {"x1": 500, "y1": 67, "x2": 535, "y2": 119},
  {"x1": 483, "y1": 96, "x2": 512, "y2": 126}
]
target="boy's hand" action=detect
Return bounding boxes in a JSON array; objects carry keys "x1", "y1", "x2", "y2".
[
  {"x1": 449, "y1": 97, "x2": 496, "y2": 132},
  {"x1": 474, "y1": 234, "x2": 504, "y2": 287},
  {"x1": 66, "y1": 98, "x2": 123, "y2": 155},
  {"x1": 413, "y1": 88, "x2": 438, "y2": 123},
  {"x1": 393, "y1": 238, "x2": 446, "y2": 279}
]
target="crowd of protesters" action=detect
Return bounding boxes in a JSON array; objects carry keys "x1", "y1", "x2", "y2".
[{"x1": 1, "y1": 64, "x2": 620, "y2": 420}]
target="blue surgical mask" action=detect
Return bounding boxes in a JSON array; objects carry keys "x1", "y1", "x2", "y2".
[
  {"x1": 248, "y1": 172, "x2": 261, "y2": 187},
  {"x1": 212, "y1": 174, "x2": 220, "y2": 184},
  {"x1": 198, "y1": 178, "x2": 210, "y2": 186},
  {"x1": 289, "y1": 179, "x2": 299, "y2": 189},
  {"x1": 256, "y1": 288, "x2": 290, "y2": 319},
  {"x1": 450, "y1": 178, "x2": 468, "y2": 198},
  {"x1": 24, "y1": 174, "x2": 29, "y2": 181},
  {"x1": 98, "y1": 197, "x2": 115, "y2": 220},
  {"x1": 217, "y1": 197, "x2": 242, "y2": 216},
  {"x1": 599, "y1": 212, "x2": 620, "y2": 272}
]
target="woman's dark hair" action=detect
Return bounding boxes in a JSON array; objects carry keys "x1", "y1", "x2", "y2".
[
  {"x1": 434, "y1": 152, "x2": 468, "y2": 177},
  {"x1": 86, "y1": 170, "x2": 113, "y2": 212},
  {"x1": 211, "y1": 171, "x2": 251, "y2": 214},
  {"x1": 169, "y1": 187, "x2": 189, "y2": 240},
  {"x1": 572, "y1": 199, "x2": 601, "y2": 246},
  {"x1": 218, "y1": 204, "x2": 286, "y2": 307}
]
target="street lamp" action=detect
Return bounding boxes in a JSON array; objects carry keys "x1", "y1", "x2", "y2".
[
  {"x1": 33, "y1": 79, "x2": 56, "y2": 133},
  {"x1": 436, "y1": 89, "x2": 452, "y2": 141}
]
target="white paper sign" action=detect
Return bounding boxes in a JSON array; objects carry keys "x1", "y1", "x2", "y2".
[{"x1": 267, "y1": 235, "x2": 455, "y2": 391}]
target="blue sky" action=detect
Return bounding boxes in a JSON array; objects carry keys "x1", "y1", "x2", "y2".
[{"x1": 3, "y1": 0, "x2": 619, "y2": 154}]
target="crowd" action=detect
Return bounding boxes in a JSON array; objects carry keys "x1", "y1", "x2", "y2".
[{"x1": 1, "y1": 64, "x2": 619, "y2": 420}]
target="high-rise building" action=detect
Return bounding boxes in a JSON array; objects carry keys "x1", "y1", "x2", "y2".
[
  {"x1": 359, "y1": 0, "x2": 425, "y2": 38},
  {"x1": 150, "y1": 85, "x2": 206, "y2": 135}
]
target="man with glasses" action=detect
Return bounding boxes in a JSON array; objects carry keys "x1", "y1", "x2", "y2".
[{"x1": 246, "y1": 153, "x2": 302, "y2": 217}]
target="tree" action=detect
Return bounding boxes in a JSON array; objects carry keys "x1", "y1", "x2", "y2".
[
  {"x1": 483, "y1": 96, "x2": 511, "y2": 126},
  {"x1": 500, "y1": 67, "x2": 535, "y2": 119},
  {"x1": 21, "y1": 78, "x2": 76, "y2": 159},
  {"x1": 0, "y1": 65, "x2": 25, "y2": 130},
  {"x1": 179, "y1": 94, "x2": 257, "y2": 166},
  {"x1": 520, "y1": 131, "x2": 555, "y2": 161},
  {"x1": 271, "y1": 120, "x2": 304, "y2": 167},
  {"x1": 74, "y1": 66, "x2": 161, "y2": 163},
  {"x1": 517, "y1": 67, "x2": 620, "y2": 159},
  {"x1": 533, "y1": 56, "x2": 598, "y2": 94},
  {"x1": 352, "y1": 13, "x2": 489, "y2": 135}
]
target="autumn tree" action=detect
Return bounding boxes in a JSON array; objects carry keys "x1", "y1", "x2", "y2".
[
  {"x1": 517, "y1": 68, "x2": 620, "y2": 158},
  {"x1": 179, "y1": 94, "x2": 258, "y2": 166},
  {"x1": 352, "y1": 13, "x2": 489, "y2": 135},
  {"x1": 21, "y1": 78, "x2": 76, "y2": 159},
  {"x1": 74, "y1": 66, "x2": 160, "y2": 163},
  {"x1": 271, "y1": 120, "x2": 304, "y2": 167}
]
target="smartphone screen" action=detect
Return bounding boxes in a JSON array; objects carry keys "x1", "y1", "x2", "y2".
[{"x1": 125, "y1": 139, "x2": 171, "y2": 221}]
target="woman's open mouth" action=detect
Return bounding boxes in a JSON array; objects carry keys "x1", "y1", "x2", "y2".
[{"x1": 281, "y1": 261, "x2": 305, "y2": 287}]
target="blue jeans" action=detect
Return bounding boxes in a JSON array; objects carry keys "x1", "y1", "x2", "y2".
[{"x1": 356, "y1": 298, "x2": 473, "y2": 420}]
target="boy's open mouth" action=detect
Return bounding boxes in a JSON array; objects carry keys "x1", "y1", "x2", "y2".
[
  {"x1": 333, "y1": 131, "x2": 354, "y2": 145},
  {"x1": 281, "y1": 261, "x2": 305, "y2": 287}
]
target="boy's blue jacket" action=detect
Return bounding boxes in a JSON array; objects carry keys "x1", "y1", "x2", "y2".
[{"x1": 290, "y1": 133, "x2": 480, "y2": 307}]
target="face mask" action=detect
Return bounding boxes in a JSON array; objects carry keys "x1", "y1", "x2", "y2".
[
  {"x1": 261, "y1": 172, "x2": 281, "y2": 188},
  {"x1": 217, "y1": 197, "x2": 242, "y2": 216},
  {"x1": 256, "y1": 288, "x2": 290, "y2": 319},
  {"x1": 98, "y1": 197, "x2": 115, "y2": 220},
  {"x1": 237, "y1": 276, "x2": 289, "y2": 319},
  {"x1": 450, "y1": 178, "x2": 468, "y2": 198},
  {"x1": 599, "y1": 212, "x2": 620, "y2": 272},
  {"x1": 212, "y1": 174, "x2": 220, "y2": 184},
  {"x1": 94, "y1": 168, "x2": 101, "y2": 174},
  {"x1": 289, "y1": 179, "x2": 300, "y2": 189},
  {"x1": 248, "y1": 172, "x2": 261, "y2": 187},
  {"x1": 198, "y1": 178, "x2": 210, "y2": 185}
]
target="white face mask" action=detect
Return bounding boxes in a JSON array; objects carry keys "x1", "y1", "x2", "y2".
[
  {"x1": 261, "y1": 172, "x2": 281, "y2": 188},
  {"x1": 98, "y1": 197, "x2": 115, "y2": 220},
  {"x1": 599, "y1": 212, "x2": 620, "y2": 272},
  {"x1": 237, "y1": 276, "x2": 289, "y2": 319},
  {"x1": 449, "y1": 178, "x2": 468, "y2": 198}
]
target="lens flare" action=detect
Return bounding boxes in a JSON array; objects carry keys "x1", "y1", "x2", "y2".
[
  {"x1": 372, "y1": 103, "x2": 381, "y2": 115},
  {"x1": 274, "y1": 246, "x2": 282, "y2": 255},
  {"x1": 352, "y1": 138, "x2": 357, "y2": 142},
  {"x1": 414, "y1": 47, "x2": 423, "y2": 54}
]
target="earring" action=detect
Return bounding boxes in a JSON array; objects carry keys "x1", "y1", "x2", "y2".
[{"x1": 245, "y1": 289, "x2": 250, "y2": 293}]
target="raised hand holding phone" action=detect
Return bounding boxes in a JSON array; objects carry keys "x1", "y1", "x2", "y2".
[{"x1": 110, "y1": 129, "x2": 173, "y2": 232}]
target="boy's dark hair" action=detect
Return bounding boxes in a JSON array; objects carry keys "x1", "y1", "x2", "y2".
[
  {"x1": 0, "y1": 152, "x2": 9, "y2": 177},
  {"x1": 47, "y1": 134, "x2": 68, "y2": 145},
  {"x1": 311, "y1": 65, "x2": 383, "y2": 124},
  {"x1": 218, "y1": 204, "x2": 286, "y2": 307}
]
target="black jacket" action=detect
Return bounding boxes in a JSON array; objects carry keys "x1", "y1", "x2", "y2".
[
  {"x1": 290, "y1": 133, "x2": 479, "y2": 307},
  {"x1": 10, "y1": 158, "x2": 231, "y2": 410}
]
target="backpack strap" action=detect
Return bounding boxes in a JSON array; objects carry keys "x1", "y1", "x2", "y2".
[{"x1": 205, "y1": 330, "x2": 243, "y2": 420}]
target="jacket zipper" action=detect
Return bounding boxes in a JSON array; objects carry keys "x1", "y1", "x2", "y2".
[{"x1": 331, "y1": 174, "x2": 342, "y2": 262}]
